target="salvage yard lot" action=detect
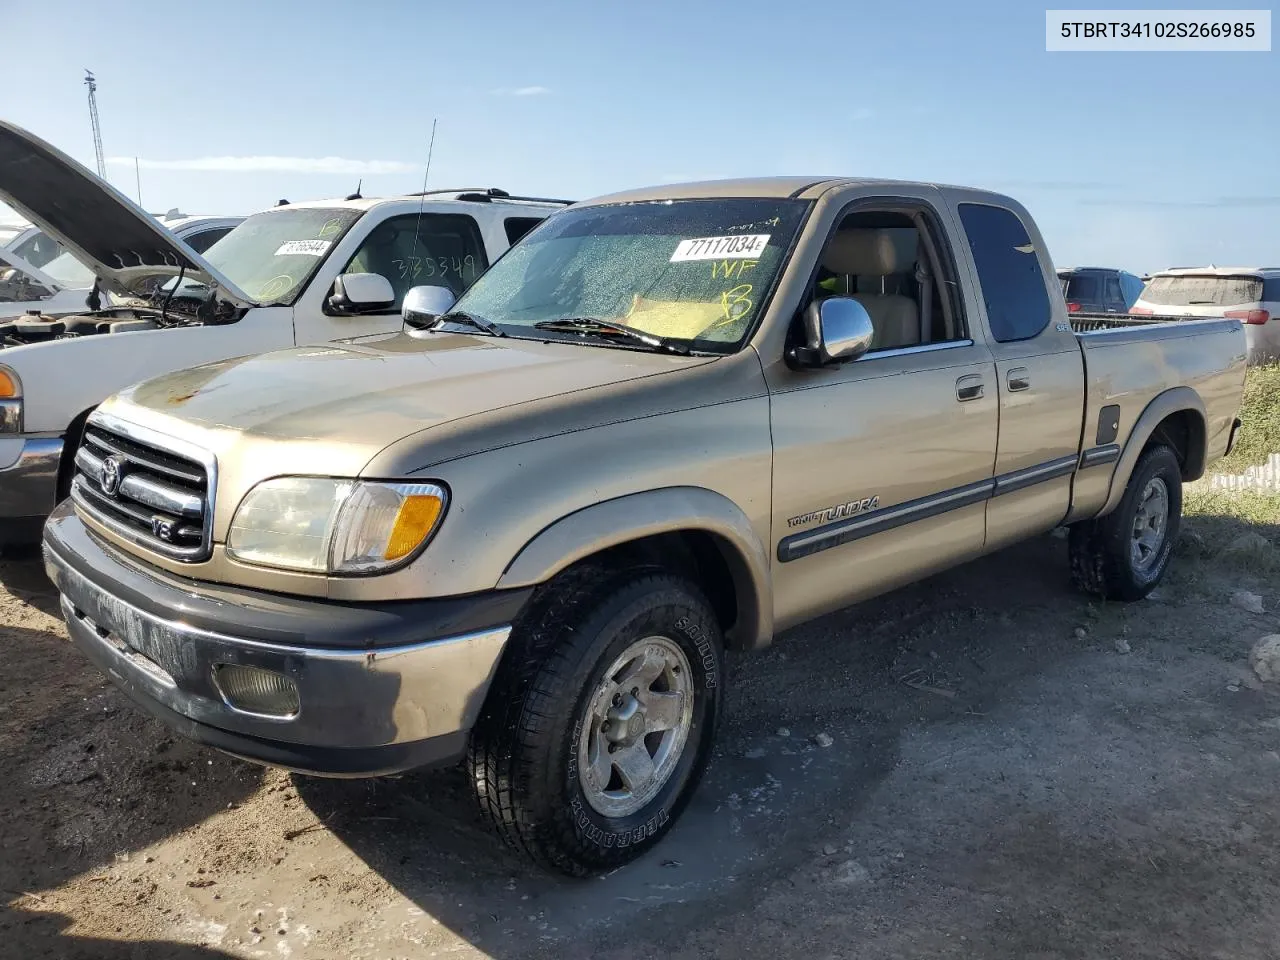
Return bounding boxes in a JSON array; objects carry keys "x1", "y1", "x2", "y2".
[{"x1": 3, "y1": 374, "x2": 1278, "y2": 960}]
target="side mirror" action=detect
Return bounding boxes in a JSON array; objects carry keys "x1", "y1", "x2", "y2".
[
  {"x1": 327, "y1": 272, "x2": 396, "y2": 315},
  {"x1": 402, "y1": 285, "x2": 457, "y2": 329},
  {"x1": 789, "y1": 297, "x2": 875, "y2": 367}
]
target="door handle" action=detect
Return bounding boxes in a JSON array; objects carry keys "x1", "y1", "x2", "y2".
[
  {"x1": 956, "y1": 375, "x2": 985, "y2": 402},
  {"x1": 1007, "y1": 367, "x2": 1031, "y2": 392}
]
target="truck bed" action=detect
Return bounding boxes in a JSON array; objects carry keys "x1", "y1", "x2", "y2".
[{"x1": 1065, "y1": 311, "x2": 1247, "y2": 523}]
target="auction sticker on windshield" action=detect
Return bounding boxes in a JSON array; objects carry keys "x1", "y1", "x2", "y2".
[
  {"x1": 671, "y1": 234, "x2": 770, "y2": 262},
  {"x1": 274, "y1": 239, "x2": 332, "y2": 257}
]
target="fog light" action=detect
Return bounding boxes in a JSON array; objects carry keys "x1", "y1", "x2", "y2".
[{"x1": 214, "y1": 664, "x2": 300, "y2": 717}]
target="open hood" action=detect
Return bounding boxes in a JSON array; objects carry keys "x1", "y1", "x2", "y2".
[{"x1": 0, "y1": 121, "x2": 257, "y2": 308}]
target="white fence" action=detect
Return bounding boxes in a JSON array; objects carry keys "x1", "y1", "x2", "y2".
[{"x1": 1201, "y1": 453, "x2": 1280, "y2": 493}]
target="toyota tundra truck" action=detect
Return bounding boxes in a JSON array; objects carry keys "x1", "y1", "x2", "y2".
[{"x1": 42, "y1": 177, "x2": 1247, "y2": 876}]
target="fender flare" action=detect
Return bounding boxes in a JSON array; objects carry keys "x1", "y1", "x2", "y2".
[
  {"x1": 1098, "y1": 386, "x2": 1207, "y2": 517},
  {"x1": 496, "y1": 486, "x2": 774, "y2": 651}
]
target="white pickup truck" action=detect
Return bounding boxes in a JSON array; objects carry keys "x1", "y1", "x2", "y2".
[{"x1": 0, "y1": 120, "x2": 567, "y2": 543}]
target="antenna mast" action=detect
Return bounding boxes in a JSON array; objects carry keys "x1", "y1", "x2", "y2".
[{"x1": 84, "y1": 70, "x2": 106, "y2": 179}]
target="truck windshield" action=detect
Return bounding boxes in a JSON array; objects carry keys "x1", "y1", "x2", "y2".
[
  {"x1": 1142, "y1": 275, "x2": 1263, "y2": 307},
  {"x1": 451, "y1": 198, "x2": 808, "y2": 351},
  {"x1": 199, "y1": 207, "x2": 365, "y2": 305}
]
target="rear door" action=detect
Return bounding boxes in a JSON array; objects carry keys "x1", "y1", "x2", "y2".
[{"x1": 951, "y1": 201, "x2": 1086, "y2": 550}]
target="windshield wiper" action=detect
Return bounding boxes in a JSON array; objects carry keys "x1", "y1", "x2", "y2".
[
  {"x1": 1186, "y1": 300, "x2": 1218, "y2": 305},
  {"x1": 533, "y1": 318, "x2": 690, "y2": 355},
  {"x1": 429, "y1": 310, "x2": 505, "y2": 337}
]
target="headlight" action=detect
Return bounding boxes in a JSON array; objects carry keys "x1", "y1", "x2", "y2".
[{"x1": 227, "y1": 477, "x2": 447, "y2": 574}]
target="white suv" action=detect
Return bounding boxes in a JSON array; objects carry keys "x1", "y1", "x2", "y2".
[{"x1": 1131, "y1": 267, "x2": 1280, "y2": 365}]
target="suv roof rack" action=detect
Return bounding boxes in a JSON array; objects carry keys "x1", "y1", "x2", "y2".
[{"x1": 404, "y1": 186, "x2": 574, "y2": 205}]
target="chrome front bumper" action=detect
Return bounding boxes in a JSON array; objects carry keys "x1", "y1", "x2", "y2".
[
  {"x1": 43, "y1": 511, "x2": 516, "y2": 775},
  {"x1": 0, "y1": 435, "x2": 62, "y2": 528}
]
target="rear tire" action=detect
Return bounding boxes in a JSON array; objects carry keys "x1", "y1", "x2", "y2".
[
  {"x1": 1069, "y1": 444, "x2": 1182, "y2": 601},
  {"x1": 468, "y1": 565, "x2": 723, "y2": 876}
]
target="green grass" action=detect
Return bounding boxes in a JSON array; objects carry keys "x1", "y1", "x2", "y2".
[
  {"x1": 1182, "y1": 487, "x2": 1280, "y2": 576},
  {"x1": 1215, "y1": 363, "x2": 1280, "y2": 473}
]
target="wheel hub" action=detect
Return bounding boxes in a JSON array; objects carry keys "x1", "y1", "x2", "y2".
[
  {"x1": 1130, "y1": 476, "x2": 1170, "y2": 573},
  {"x1": 577, "y1": 636, "x2": 695, "y2": 818}
]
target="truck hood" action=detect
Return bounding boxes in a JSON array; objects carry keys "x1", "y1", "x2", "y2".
[
  {"x1": 104, "y1": 332, "x2": 719, "y2": 475},
  {"x1": 0, "y1": 121, "x2": 256, "y2": 309}
]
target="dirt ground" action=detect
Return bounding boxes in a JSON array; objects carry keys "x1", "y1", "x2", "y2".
[{"x1": 3, "y1": 496, "x2": 1280, "y2": 960}]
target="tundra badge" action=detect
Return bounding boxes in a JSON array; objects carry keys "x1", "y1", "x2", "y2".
[{"x1": 788, "y1": 496, "x2": 880, "y2": 528}]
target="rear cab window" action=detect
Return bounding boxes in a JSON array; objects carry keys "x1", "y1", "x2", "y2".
[{"x1": 957, "y1": 203, "x2": 1052, "y2": 342}]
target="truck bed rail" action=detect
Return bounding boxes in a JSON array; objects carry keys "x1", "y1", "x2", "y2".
[{"x1": 1070, "y1": 312, "x2": 1202, "y2": 333}]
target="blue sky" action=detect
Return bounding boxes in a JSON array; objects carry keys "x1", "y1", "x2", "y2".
[{"x1": 3, "y1": 0, "x2": 1276, "y2": 272}]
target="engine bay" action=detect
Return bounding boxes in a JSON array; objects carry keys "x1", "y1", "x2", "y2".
[
  {"x1": 1, "y1": 304, "x2": 203, "y2": 347},
  {"x1": 1, "y1": 289, "x2": 243, "y2": 348}
]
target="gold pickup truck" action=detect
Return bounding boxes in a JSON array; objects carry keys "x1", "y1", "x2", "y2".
[{"x1": 42, "y1": 177, "x2": 1247, "y2": 875}]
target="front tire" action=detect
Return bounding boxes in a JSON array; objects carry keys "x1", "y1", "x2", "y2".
[
  {"x1": 468, "y1": 566, "x2": 723, "y2": 876},
  {"x1": 1069, "y1": 444, "x2": 1182, "y2": 601}
]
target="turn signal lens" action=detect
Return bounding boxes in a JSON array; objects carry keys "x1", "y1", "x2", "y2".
[
  {"x1": 0, "y1": 367, "x2": 20, "y2": 398},
  {"x1": 386, "y1": 494, "x2": 446, "y2": 560},
  {"x1": 330, "y1": 481, "x2": 449, "y2": 573}
]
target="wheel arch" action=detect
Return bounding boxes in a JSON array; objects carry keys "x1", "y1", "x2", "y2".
[
  {"x1": 496, "y1": 486, "x2": 774, "y2": 651},
  {"x1": 1097, "y1": 386, "x2": 1207, "y2": 517},
  {"x1": 55, "y1": 404, "x2": 97, "y2": 501}
]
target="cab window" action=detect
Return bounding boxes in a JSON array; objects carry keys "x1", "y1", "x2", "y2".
[
  {"x1": 810, "y1": 207, "x2": 967, "y2": 352},
  {"x1": 957, "y1": 203, "x2": 1052, "y2": 343},
  {"x1": 343, "y1": 214, "x2": 488, "y2": 309}
]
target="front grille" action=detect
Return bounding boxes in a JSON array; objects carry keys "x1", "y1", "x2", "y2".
[{"x1": 70, "y1": 422, "x2": 213, "y2": 562}]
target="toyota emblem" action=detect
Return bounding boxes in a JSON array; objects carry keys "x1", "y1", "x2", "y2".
[{"x1": 100, "y1": 455, "x2": 123, "y2": 496}]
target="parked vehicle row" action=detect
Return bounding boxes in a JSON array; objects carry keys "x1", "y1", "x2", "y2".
[
  {"x1": 32, "y1": 129, "x2": 1248, "y2": 878},
  {"x1": 0, "y1": 121, "x2": 564, "y2": 544}
]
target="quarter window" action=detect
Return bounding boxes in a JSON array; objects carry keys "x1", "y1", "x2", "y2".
[
  {"x1": 957, "y1": 204, "x2": 1052, "y2": 343},
  {"x1": 504, "y1": 217, "x2": 545, "y2": 245}
]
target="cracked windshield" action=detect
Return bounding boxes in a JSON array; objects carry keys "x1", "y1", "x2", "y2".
[{"x1": 453, "y1": 199, "x2": 806, "y2": 348}]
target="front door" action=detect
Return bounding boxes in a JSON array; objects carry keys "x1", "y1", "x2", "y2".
[
  {"x1": 294, "y1": 211, "x2": 492, "y2": 344},
  {"x1": 767, "y1": 200, "x2": 999, "y2": 631}
]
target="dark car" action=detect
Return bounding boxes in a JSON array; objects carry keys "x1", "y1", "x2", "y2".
[{"x1": 1058, "y1": 267, "x2": 1145, "y2": 314}]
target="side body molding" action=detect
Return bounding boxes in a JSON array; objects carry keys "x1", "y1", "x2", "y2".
[
  {"x1": 1096, "y1": 386, "x2": 1207, "y2": 518},
  {"x1": 497, "y1": 486, "x2": 774, "y2": 651}
]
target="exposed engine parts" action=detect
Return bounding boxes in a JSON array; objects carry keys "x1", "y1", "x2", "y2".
[{"x1": 1, "y1": 309, "x2": 168, "y2": 347}]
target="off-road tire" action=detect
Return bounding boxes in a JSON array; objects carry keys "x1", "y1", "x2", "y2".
[
  {"x1": 467, "y1": 565, "x2": 723, "y2": 876},
  {"x1": 1069, "y1": 444, "x2": 1182, "y2": 601}
]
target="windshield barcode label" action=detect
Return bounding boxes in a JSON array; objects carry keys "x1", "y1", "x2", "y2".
[
  {"x1": 274, "y1": 239, "x2": 332, "y2": 257},
  {"x1": 671, "y1": 235, "x2": 770, "y2": 262}
]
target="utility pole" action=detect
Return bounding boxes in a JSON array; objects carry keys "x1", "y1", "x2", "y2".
[{"x1": 84, "y1": 70, "x2": 106, "y2": 179}]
